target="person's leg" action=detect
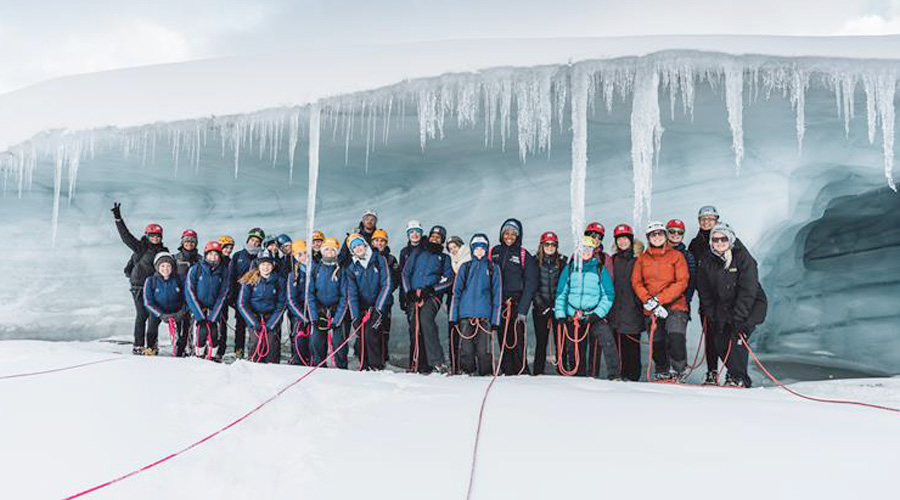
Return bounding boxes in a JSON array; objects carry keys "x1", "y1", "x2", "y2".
[
  {"x1": 380, "y1": 314, "x2": 392, "y2": 366},
  {"x1": 234, "y1": 310, "x2": 247, "y2": 358},
  {"x1": 297, "y1": 324, "x2": 311, "y2": 366},
  {"x1": 458, "y1": 321, "x2": 477, "y2": 375},
  {"x1": 576, "y1": 323, "x2": 589, "y2": 377},
  {"x1": 146, "y1": 316, "x2": 161, "y2": 353},
  {"x1": 364, "y1": 319, "x2": 384, "y2": 370},
  {"x1": 476, "y1": 322, "x2": 493, "y2": 376},
  {"x1": 131, "y1": 287, "x2": 148, "y2": 350},
  {"x1": 651, "y1": 318, "x2": 670, "y2": 375},
  {"x1": 702, "y1": 316, "x2": 718, "y2": 375},
  {"x1": 727, "y1": 325, "x2": 752, "y2": 387},
  {"x1": 268, "y1": 320, "x2": 282, "y2": 364},
  {"x1": 248, "y1": 325, "x2": 262, "y2": 363},
  {"x1": 532, "y1": 309, "x2": 550, "y2": 375},
  {"x1": 617, "y1": 332, "x2": 642, "y2": 381},
  {"x1": 592, "y1": 321, "x2": 620, "y2": 379},
  {"x1": 420, "y1": 298, "x2": 444, "y2": 370},
  {"x1": 666, "y1": 312, "x2": 689, "y2": 375},
  {"x1": 217, "y1": 306, "x2": 229, "y2": 358},
  {"x1": 331, "y1": 323, "x2": 349, "y2": 369},
  {"x1": 310, "y1": 327, "x2": 328, "y2": 365}
]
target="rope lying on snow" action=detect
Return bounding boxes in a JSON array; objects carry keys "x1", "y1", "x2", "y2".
[{"x1": 0, "y1": 357, "x2": 124, "y2": 381}]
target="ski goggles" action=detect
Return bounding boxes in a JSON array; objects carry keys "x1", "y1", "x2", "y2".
[{"x1": 711, "y1": 236, "x2": 730, "y2": 243}]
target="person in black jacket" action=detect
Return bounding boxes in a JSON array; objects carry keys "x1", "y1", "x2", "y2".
[
  {"x1": 339, "y1": 209, "x2": 379, "y2": 267},
  {"x1": 371, "y1": 229, "x2": 400, "y2": 366},
  {"x1": 490, "y1": 218, "x2": 539, "y2": 376},
  {"x1": 532, "y1": 231, "x2": 567, "y2": 375},
  {"x1": 697, "y1": 223, "x2": 768, "y2": 387},
  {"x1": 112, "y1": 202, "x2": 169, "y2": 355},
  {"x1": 398, "y1": 220, "x2": 424, "y2": 314},
  {"x1": 608, "y1": 224, "x2": 646, "y2": 381},
  {"x1": 689, "y1": 205, "x2": 720, "y2": 383}
]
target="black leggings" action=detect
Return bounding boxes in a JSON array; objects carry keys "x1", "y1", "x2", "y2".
[{"x1": 130, "y1": 287, "x2": 150, "y2": 348}]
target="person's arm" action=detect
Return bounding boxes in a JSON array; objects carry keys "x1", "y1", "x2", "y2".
[
  {"x1": 591, "y1": 267, "x2": 616, "y2": 318},
  {"x1": 375, "y1": 255, "x2": 392, "y2": 313},
  {"x1": 655, "y1": 254, "x2": 689, "y2": 306},
  {"x1": 449, "y1": 263, "x2": 466, "y2": 323},
  {"x1": 209, "y1": 274, "x2": 230, "y2": 323},
  {"x1": 685, "y1": 250, "x2": 697, "y2": 304},
  {"x1": 491, "y1": 264, "x2": 504, "y2": 327},
  {"x1": 630, "y1": 256, "x2": 651, "y2": 304},
  {"x1": 433, "y1": 255, "x2": 454, "y2": 295},
  {"x1": 345, "y1": 271, "x2": 360, "y2": 322},
  {"x1": 142, "y1": 277, "x2": 162, "y2": 318},
  {"x1": 517, "y1": 251, "x2": 539, "y2": 316},
  {"x1": 184, "y1": 266, "x2": 206, "y2": 321},
  {"x1": 307, "y1": 267, "x2": 320, "y2": 323},
  {"x1": 732, "y1": 253, "x2": 760, "y2": 327},
  {"x1": 334, "y1": 270, "x2": 349, "y2": 327},
  {"x1": 113, "y1": 207, "x2": 141, "y2": 252},
  {"x1": 237, "y1": 284, "x2": 259, "y2": 330},
  {"x1": 266, "y1": 281, "x2": 287, "y2": 330},
  {"x1": 554, "y1": 264, "x2": 571, "y2": 319},
  {"x1": 696, "y1": 261, "x2": 714, "y2": 319},
  {"x1": 287, "y1": 272, "x2": 308, "y2": 323}
]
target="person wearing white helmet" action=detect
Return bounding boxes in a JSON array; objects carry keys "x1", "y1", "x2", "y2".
[
  {"x1": 631, "y1": 221, "x2": 691, "y2": 382},
  {"x1": 141, "y1": 252, "x2": 188, "y2": 356},
  {"x1": 398, "y1": 220, "x2": 425, "y2": 314}
]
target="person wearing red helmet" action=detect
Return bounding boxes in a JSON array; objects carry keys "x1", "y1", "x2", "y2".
[
  {"x1": 184, "y1": 241, "x2": 231, "y2": 360},
  {"x1": 666, "y1": 219, "x2": 697, "y2": 307},
  {"x1": 584, "y1": 221, "x2": 616, "y2": 377},
  {"x1": 532, "y1": 231, "x2": 568, "y2": 375},
  {"x1": 608, "y1": 224, "x2": 646, "y2": 381},
  {"x1": 111, "y1": 202, "x2": 170, "y2": 355},
  {"x1": 175, "y1": 230, "x2": 200, "y2": 278}
]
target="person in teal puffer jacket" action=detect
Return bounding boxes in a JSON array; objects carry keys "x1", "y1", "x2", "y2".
[{"x1": 555, "y1": 236, "x2": 619, "y2": 379}]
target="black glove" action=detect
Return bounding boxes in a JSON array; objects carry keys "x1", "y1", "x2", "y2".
[
  {"x1": 173, "y1": 310, "x2": 186, "y2": 322},
  {"x1": 733, "y1": 323, "x2": 752, "y2": 340},
  {"x1": 405, "y1": 290, "x2": 418, "y2": 303},
  {"x1": 316, "y1": 317, "x2": 330, "y2": 331},
  {"x1": 111, "y1": 202, "x2": 121, "y2": 220},
  {"x1": 370, "y1": 309, "x2": 383, "y2": 330},
  {"x1": 584, "y1": 313, "x2": 602, "y2": 324},
  {"x1": 420, "y1": 285, "x2": 435, "y2": 298}
]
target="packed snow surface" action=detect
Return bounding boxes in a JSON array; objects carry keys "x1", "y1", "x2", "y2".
[{"x1": 1, "y1": 341, "x2": 898, "y2": 499}]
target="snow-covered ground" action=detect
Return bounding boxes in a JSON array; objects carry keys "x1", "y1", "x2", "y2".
[{"x1": 1, "y1": 340, "x2": 899, "y2": 500}]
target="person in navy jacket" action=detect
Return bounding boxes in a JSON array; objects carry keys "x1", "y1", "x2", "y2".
[
  {"x1": 450, "y1": 234, "x2": 502, "y2": 376},
  {"x1": 402, "y1": 225, "x2": 453, "y2": 373},
  {"x1": 228, "y1": 227, "x2": 266, "y2": 359},
  {"x1": 490, "y1": 218, "x2": 539, "y2": 375},
  {"x1": 371, "y1": 229, "x2": 400, "y2": 365},
  {"x1": 346, "y1": 233, "x2": 392, "y2": 370},
  {"x1": 142, "y1": 252, "x2": 187, "y2": 356},
  {"x1": 238, "y1": 250, "x2": 287, "y2": 364},
  {"x1": 286, "y1": 240, "x2": 311, "y2": 366},
  {"x1": 308, "y1": 238, "x2": 351, "y2": 368},
  {"x1": 185, "y1": 241, "x2": 230, "y2": 360}
]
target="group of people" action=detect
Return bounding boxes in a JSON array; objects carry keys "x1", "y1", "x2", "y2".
[{"x1": 113, "y1": 202, "x2": 767, "y2": 387}]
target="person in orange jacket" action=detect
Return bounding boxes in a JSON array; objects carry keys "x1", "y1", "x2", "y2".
[{"x1": 631, "y1": 221, "x2": 690, "y2": 382}]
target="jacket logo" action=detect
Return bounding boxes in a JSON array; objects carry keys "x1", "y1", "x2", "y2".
[
  {"x1": 729, "y1": 268, "x2": 738, "y2": 273},
  {"x1": 511, "y1": 256, "x2": 521, "y2": 265}
]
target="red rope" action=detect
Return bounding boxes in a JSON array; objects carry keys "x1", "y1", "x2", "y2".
[
  {"x1": 355, "y1": 310, "x2": 372, "y2": 371},
  {"x1": 167, "y1": 318, "x2": 178, "y2": 356},
  {"x1": 740, "y1": 333, "x2": 900, "y2": 413},
  {"x1": 0, "y1": 358, "x2": 123, "y2": 381},
  {"x1": 646, "y1": 315, "x2": 657, "y2": 382},
  {"x1": 409, "y1": 300, "x2": 424, "y2": 373},
  {"x1": 62, "y1": 333, "x2": 356, "y2": 499},
  {"x1": 251, "y1": 324, "x2": 270, "y2": 363}
]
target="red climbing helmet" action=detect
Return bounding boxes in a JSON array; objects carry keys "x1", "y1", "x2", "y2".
[
  {"x1": 181, "y1": 229, "x2": 198, "y2": 240},
  {"x1": 666, "y1": 219, "x2": 686, "y2": 231},
  {"x1": 540, "y1": 231, "x2": 559, "y2": 245},
  {"x1": 613, "y1": 224, "x2": 634, "y2": 238},
  {"x1": 584, "y1": 222, "x2": 605, "y2": 238},
  {"x1": 145, "y1": 223, "x2": 163, "y2": 236},
  {"x1": 204, "y1": 241, "x2": 223, "y2": 254}
]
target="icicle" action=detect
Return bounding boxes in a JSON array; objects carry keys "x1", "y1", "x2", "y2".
[
  {"x1": 864, "y1": 70, "x2": 899, "y2": 191},
  {"x1": 630, "y1": 65, "x2": 664, "y2": 230},
  {"x1": 789, "y1": 69, "x2": 809, "y2": 154},
  {"x1": 232, "y1": 120, "x2": 242, "y2": 179},
  {"x1": 304, "y1": 102, "x2": 321, "y2": 304},
  {"x1": 51, "y1": 146, "x2": 64, "y2": 246},
  {"x1": 66, "y1": 140, "x2": 83, "y2": 204},
  {"x1": 288, "y1": 110, "x2": 300, "y2": 184},
  {"x1": 570, "y1": 65, "x2": 589, "y2": 260},
  {"x1": 724, "y1": 62, "x2": 745, "y2": 172}
]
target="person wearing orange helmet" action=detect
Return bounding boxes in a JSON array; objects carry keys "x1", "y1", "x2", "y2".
[
  {"x1": 308, "y1": 237, "x2": 352, "y2": 368},
  {"x1": 608, "y1": 224, "x2": 646, "y2": 381},
  {"x1": 532, "y1": 231, "x2": 567, "y2": 375},
  {"x1": 286, "y1": 240, "x2": 311, "y2": 365},
  {"x1": 215, "y1": 235, "x2": 236, "y2": 359},
  {"x1": 370, "y1": 229, "x2": 400, "y2": 365},
  {"x1": 185, "y1": 241, "x2": 231, "y2": 360},
  {"x1": 111, "y1": 202, "x2": 170, "y2": 355}
]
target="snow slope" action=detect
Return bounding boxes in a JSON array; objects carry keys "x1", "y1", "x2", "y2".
[{"x1": 1, "y1": 340, "x2": 898, "y2": 500}]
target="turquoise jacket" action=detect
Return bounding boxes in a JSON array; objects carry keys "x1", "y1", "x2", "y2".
[{"x1": 554, "y1": 257, "x2": 615, "y2": 319}]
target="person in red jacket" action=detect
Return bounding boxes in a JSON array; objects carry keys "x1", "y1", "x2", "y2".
[{"x1": 631, "y1": 221, "x2": 690, "y2": 382}]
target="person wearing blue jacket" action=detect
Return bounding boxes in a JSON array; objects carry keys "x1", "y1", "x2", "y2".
[
  {"x1": 490, "y1": 218, "x2": 539, "y2": 375},
  {"x1": 450, "y1": 234, "x2": 502, "y2": 376},
  {"x1": 345, "y1": 233, "x2": 392, "y2": 370},
  {"x1": 401, "y1": 225, "x2": 453, "y2": 374},
  {"x1": 238, "y1": 250, "x2": 287, "y2": 364},
  {"x1": 228, "y1": 227, "x2": 265, "y2": 359},
  {"x1": 308, "y1": 238, "x2": 352, "y2": 368},
  {"x1": 185, "y1": 241, "x2": 231, "y2": 360},
  {"x1": 286, "y1": 240, "x2": 311, "y2": 366},
  {"x1": 555, "y1": 236, "x2": 619, "y2": 379},
  {"x1": 142, "y1": 252, "x2": 187, "y2": 356}
]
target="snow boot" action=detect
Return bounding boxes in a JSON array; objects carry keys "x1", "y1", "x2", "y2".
[
  {"x1": 723, "y1": 375, "x2": 747, "y2": 388},
  {"x1": 143, "y1": 347, "x2": 158, "y2": 356},
  {"x1": 703, "y1": 371, "x2": 718, "y2": 386},
  {"x1": 132, "y1": 346, "x2": 143, "y2": 355},
  {"x1": 673, "y1": 370, "x2": 688, "y2": 384},
  {"x1": 235, "y1": 348, "x2": 244, "y2": 360},
  {"x1": 655, "y1": 371, "x2": 674, "y2": 382}
]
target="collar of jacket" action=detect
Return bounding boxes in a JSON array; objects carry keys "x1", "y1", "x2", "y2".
[
  {"x1": 352, "y1": 244, "x2": 373, "y2": 268},
  {"x1": 646, "y1": 245, "x2": 671, "y2": 257},
  {"x1": 425, "y1": 241, "x2": 443, "y2": 254}
]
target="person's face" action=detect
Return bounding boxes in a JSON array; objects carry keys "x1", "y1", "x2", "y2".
[
  {"x1": 616, "y1": 236, "x2": 632, "y2": 251},
  {"x1": 222, "y1": 245, "x2": 234, "y2": 257},
  {"x1": 699, "y1": 216, "x2": 718, "y2": 231},
  {"x1": 711, "y1": 231, "x2": 731, "y2": 253},
  {"x1": 362, "y1": 215, "x2": 377, "y2": 231},
  {"x1": 297, "y1": 252, "x2": 308, "y2": 265},
  {"x1": 322, "y1": 246, "x2": 338, "y2": 259},
  {"x1": 447, "y1": 242, "x2": 460, "y2": 255},
  {"x1": 281, "y1": 243, "x2": 292, "y2": 255},
  {"x1": 667, "y1": 228, "x2": 685, "y2": 245},
  {"x1": 205, "y1": 251, "x2": 221, "y2": 265},
  {"x1": 259, "y1": 261, "x2": 274, "y2": 277},
  {"x1": 352, "y1": 243, "x2": 367, "y2": 258},
  {"x1": 158, "y1": 261, "x2": 172, "y2": 278},
  {"x1": 648, "y1": 231, "x2": 667, "y2": 247},
  {"x1": 182, "y1": 239, "x2": 196, "y2": 251},
  {"x1": 247, "y1": 237, "x2": 261, "y2": 248},
  {"x1": 313, "y1": 239, "x2": 323, "y2": 251},
  {"x1": 542, "y1": 242, "x2": 558, "y2": 256},
  {"x1": 372, "y1": 238, "x2": 387, "y2": 251},
  {"x1": 148, "y1": 233, "x2": 162, "y2": 245},
  {"x1": 429, "y1": 232, "x2": 443, "y2": 245},
  {"x1": 502, "y1": 230, "x2": 517, "y2": 246},
  {"x1": 581, "y1": 247, "x2": 594, "y2": 261},
  {"x1": 409, "y1": 230, "x2": 422, "y2": 244},
  {"x1": 473, "y1": 246, "x2": 486, "y2": 259},
  {"x1": 266, "y1": 242, "x2": 278, "y2": 252}
]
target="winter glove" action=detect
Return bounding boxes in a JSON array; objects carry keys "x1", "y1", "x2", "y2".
[
  {"x1": 316, "y1": 317, "x2": 330, "y2": 331},
  {"x1": 111, "y1": 202, "x2": 122, "y2": 220},
  {"x1": 515, "y1": 313, "x2": 527, "y2": 326},
  {"x1": 369, "y1": 309, "x2": 383, "y2": 330},
  {"x1": 652, "y1": 306, "x2": 669, "y2": 319},
  {"x1": 405, "y1": 290, "x2": 419, "y2": 303},
  {"x1": 583, "y1": 313, "x2": 601, "y2": 324},
  {"x1": 419, "y1": 285, "x2": 435, "y2": 298},
  {"x1": 643, "y1": 297, "x2": 659, "y2": 312}
]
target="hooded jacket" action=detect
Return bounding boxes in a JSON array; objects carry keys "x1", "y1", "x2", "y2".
[
  {"x1": 307, "y1": 259, "x2": 350, "y2": 326},
  {"x1": 631, "y1": 244, "x2": 690, "y2": 314},
  {"x1": 185, "y1": 259, "x2": 230, "y2": 323},
  {"x1": 450, "y1": 243, "x2": 503, "y2": 326},
  {"x1": 174, "y1": 247, "x2": 200, "y2": 279},
  {"x1": 238, "y1": 273, "x2": 286, "y2": 330},
  {"x1": 143, "y1": 272, "x2": 186, "y2": 318},
  {"x1": 670, "y1": 241, "x2": 697, "y2": 304},
  {"x1": 346, "y1": 242, "x2": 393, "y2": 319},
  {"x1": 401, "y1": 240, "x2": 453, "y2": 296},
  {"x1": 286, "y1": 262, "x2": 309, "y2": 323},
  {"x1": 554, "y1": 256, "x2": 615, "y2": 319},
  {"x1": 449, "y1": 244, "x2": 472, "y2": 274},
  {"x1": 116, "y1": 218, "x2": 169, "y2": 288},
  {"x1": 697, "y1": 240, "x2": 768, "y2": 331},
  {"x1": 229, "y1": 246, "x2": 261, "y2": 302},
  {"x1": 534, "y1": 253, "x2": 568, "y2": 314},
  {"x1": 377, "y1": 247, "x2": 401, "y2": 309},
  {"x1": 609, "y1": 248, "x2": 645, "y2": 333},
  {"x1": 489, "y1": 218, "x2": 539, "y2": 316}
]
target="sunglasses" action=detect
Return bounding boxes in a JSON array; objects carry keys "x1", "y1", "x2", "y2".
[
  {"x1": 542, "y1": 242, "x2": 558, "y2": 247},
  {"x1": 584, "y1": 231, "x2": 603, "y2": 239},
  {"x1": 667, "y1": 229, "x2": 685, "y2": 235},
  {"x1": 147, "y1": 233, "x2": 162, "y2": 238},
  {"x1": 711, "y1": 236, "x2": 730, "y2": 243},
  {"x1": 648, "y1": 231, "x2": 666, "y2": 237}
]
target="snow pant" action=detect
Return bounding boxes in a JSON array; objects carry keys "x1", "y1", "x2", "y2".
[
  {"x1": 217, "y1": 306, "x2": 230, "y2": 358},
  {"x1": 357, "y1": 316, "x2": 385, "y2": 371},
  {"x1": 588, "y1": 320, "x2": 620, "y2": 379},
  {"x1": 130, "y1": 286, "x2": 150, "y2": 348},
  {"x1": 559, "y1": 319, "x2": 590, "y2": 376},
  {"x1": 175, "y1": 317, "x2": 195, "y2": 357},
  {"x1": 497, "y1": 297, "x2": 529, "y2": 375},
  {"x1": 248, "y1": 320, "x2": 282, "y2": 364},
  {"x1": 448, "y1": 321, "x2": 460, "y2": 374},
  {"x1": 713, "y1": 323, "x2": 752, "y2": 387},
  {"x1": 379, "y1": 314, "x2": 392, "y2": 366},
  {"x1": 288, "y1": 316, "x2": 312, "y2": 366},
  {"x1": 650, "y1": 311, "x2": 688, "y2": 375},
  {"x1": 615, "y1": 331, "x2": 643, "y2": 382},
  {"x1": 458, "y1": 319, "x2": 493, "y2": 376},
  {"x1": 145, "y1": 316, "x2": 163, "y2": 350},
  {"x1": 703, "y1": 316, "x2": 719, "y2": 374},
  {"x1": 531, "y1": 307, "x2": 555, "y2": 375},
  {"x1": 233, "y1": 305, "x2": 248, "y2": 354},
  {"x1": 407, "y1": 297, "x2": 442, "y2": 372},
  {"x1": 330, "y1": 323, "x2": 350, "y2": 369}
]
